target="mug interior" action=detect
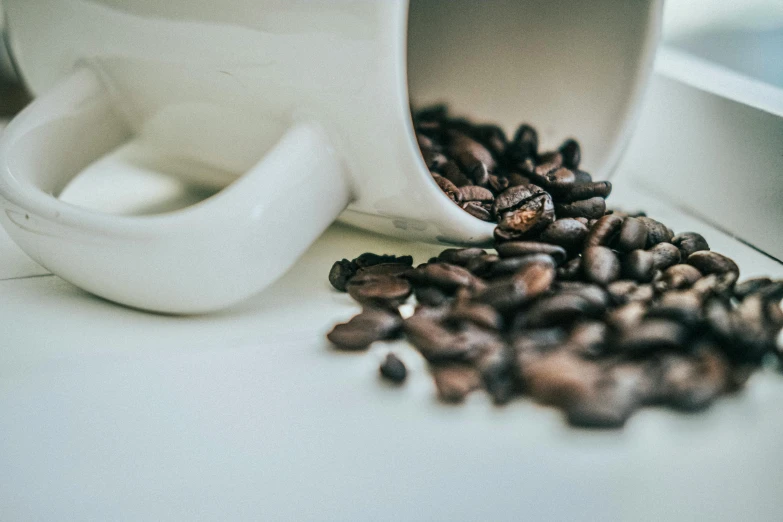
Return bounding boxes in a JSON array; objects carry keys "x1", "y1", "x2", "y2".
[{"x1": 407, "y1": 0, "x2": 660, "y2": 177}]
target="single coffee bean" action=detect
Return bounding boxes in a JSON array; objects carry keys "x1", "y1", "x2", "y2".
[
  {"x1": 328, "y1": 259, "x2": 356, "y2": 292},
  {"x1": 355, "y1": 263, "x2": 413, "y2": 278},
  {"x1": 459, "y1": 185, "x2": 495, "y2": 202},
  {"x1": 461, "y1": 201, "x2": 493, "y2": 221},
  {"x1": 557, "y1": 180, "x2": 612, "y2": 203},
  {"x1": 522, "y1": 352, "x2": 601, "y2": 408},
  {"x1": 636, "y1": 217, "x2": 674, "y2": 248},
  {"x1": 408, "y1": 263, "x2": 476, "y2": 292},
  {"x1": 655, "y1": 348, "x2": 730, "y2": 411},
  {"x1": 647, "y1": 290, "x2": 704, "y2": 326},
  {"x1": 379, "y1": 353, "x2": 407, "y2": 383},
  {"x1": 448, "y1": 302, "x2": 504, "y2": 330},
  {"x1": 565, "y1": 373, "x2": 640, "y2": 428},
  {"x1": 514, "y1": 261, "x2": 557, "y2": 298},
  {"x1": 616, "y1": 318, "x2": 691, "y2": 355},
  {"x1": 539, "y1": 218, "x2": 589, "y2": 251},
  {"x1": 582, "y1": 246, "x2": 621, "y2": 286},
  {"x1": 432, "y1": 173, "x2": 462, "y2": 203},
  {"x1": 557, "y1": 256, "x2": 582, "y2": 280},
  {"x1": 687, "y1": 251, "x2": 740, "y2": 277},
  {"x1": 353, "y1": 253, "x2": 413, "y2": 269},
  {"x1": 555, "y1": 196, "x2": 607, "y2": 219},
  {"x1": 476, "y1": 347, "x2": 517, "y2": 405},
  {"x1": 465, "y1": 253, "x2": 500, "y2": 277},
  {"x1": 506, "y1": 123, "x2": 539, "y2": 165},
  {"x1": 615, "y1": 217, "x2": 648, "y2": 252},
  {"x1": 403, "y1": 315, "x2": 471, "y2": 362},
  {"x1": 584, "y1": 214, "x2": 624, "y2": 247},
  {"x1": 493, "y1": 184, "x2": 548, "y2": 215},
  {"x1": 448, "y1": 131, "x2": 497, "y2": 172},
  {"x1": 437, "y1": 247, "x2": 486, "y2": 266},
  {"x1": 672, "y1": 232, "x2": 710, "y2": 259},
  {"x1": 621, "y1": 249, "x2": 656, "y2": 283},
  {"x1": 537, "y1": 151, "x2": 563, "y2": 169},
  {"x1": 529, "y1": 167, "x2": 576, "y2": 194},
  {"x1": 496, "y1": 241, "x2": 567, "y2": 264},
  {"x1": 413, "y1": 286, "x2": 449, "y2": 307},
  {"x1": 661, "y1": 264, "x2": 703, "y2": 290},
  {"x1": 484, "y1": 253, "x2": 556, "y2": 279},
  {"x1": 347, "y1": 274, "x2": 412, "y2": 306},
  {"x1": 555, "y1": 282, "x2": 611, "y2": 313},
  {"x1": 649, "y1": 242, "x2": 681, "y2": 270},
  {"x1": 521, "y1": 294, "x2": 596, "y2": 328},
  {"x1": 607, "y1": 280, "x2": 654, "y2": 305},
  {"x1": 439, "y1": 160, "x2": 472, "y2": 187},
  {"x1": 559, "y1": 138, "x2": 581, "y2": 170},
  {"x1": 734, "y1": 277, "x2": 774, "y2": 300},
  {"x1": 327, "y1": 309, "x2": 402, "y2": 351},
  {"x1": 432, "y1": 364, "x2": 483, "y2": 403}
]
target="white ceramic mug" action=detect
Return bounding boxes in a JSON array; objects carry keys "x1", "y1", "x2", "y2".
[{"x1": 0, "y1": 0, "x2": 662, "y2": 313}]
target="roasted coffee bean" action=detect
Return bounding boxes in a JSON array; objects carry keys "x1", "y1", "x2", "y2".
[
  {"x1": 539, "y1": 218, "x2": 589, "y2": 251},
  {"x1": 439, "y1": 160, "x2": 472, "y2": 187},
  {"x1": 432, "y1": 173, "x2": 462, "y2": 203},
  {"x1": 487, "y1": 173, "x2": 509, "y2": 193},
  {"x1": 522, "y1": 294, "x2": 597, "y2": 328},
  {"x1": 327, "y1": 309, "x2": 402, "y2": 351},
  {"x1": 472, "y1": 124, "x2": 508, "y2": 159},
  {"x1": 511, "y1": 123, "x2": 539, "y2": 159},
  {"x1": 585, "y1": 214, "x2": 624, "y2": 247},
  {"x1": 605, "y1": 302, "x2": 648, "y2": 332},
  {"x1": 557, "y1": 180, "x2": 612, "y2": 203},
  {"x1": 355, "y1": 263, "x2": 413, "y2": 278},
  {"x1": 647, "y1": 290, "x2": 703, "y2": 326},
  {"x1": 459, "y1": 185, "x2": 494, "y2": 202},
  {"x1": 672, "y1": 232, "x2": 710, "y2": 260},
  {"x1": 379, "y1": 353, "x2": 407, "y2": 383},
  {"x1": 506, "y1": 172, "x2": 530, "y2": 187},
  {"x1": 555, "y1": 196, "x2": 607, "y2": 220},
  {"x1": 621, "y1": 250, "x2": 656, "y2": 283},
  {"x1": 403, "y1": 316, "x2": 471, "y2": 362},
  {"x1": 496, "y1": 241, "x2": 567, "y2": 264},
  {"x1": 496, "y1": 192, "x2": 556, "y2": 237},
  {"x1": 615, "y1": 217, "x2": 648, "y2": 252},
  {"x1": 655, "y1": 348, "x2": 730, "y2": 411},
  {"x1": 408, "y1": 263, "x2": 476, "y2": 292},
  {"x1": 649, "y1": 242, "x2": 681, "y2": 270},
  {"x1": 437, "y1": 247, "x2": 486, "y2": 266},
  {"x1": 484, "y1": 253, "x2": 556, "y2": 279},
  {"x1": 448, "y1": 302, "x2": 504, "y2": 330},
  {"x1": 461, "y1": 201, "x2": 493, "y2": 221},
  {"x1": 422, "y1": 149, "x2": 448, "y2": 170},
  {"x1": 328, "y1": 259, "x2": 356, "y2": 292},
  {"x1": 416, "y1": 133, "x2": 434, "y2": 152},
  {"x1": 734, "y1": 277, "x2": 774, "y2": 300},
  {"x1": 582, "y1": 246, "x2": 621, "y2": 286},
  {"x1": 476, "y1": 347, "x2": 516, "y2": 404},
  {"x1": 616, "y1": 319, "x2": 690, "y2": 355},
  {"x1": 448, "y1": 131, "x2": 497, "y2": 172},
  {"x1": 687, "y1": 251, "x2": 740, "y2": 277},
  {"x1": 466, "y1": 253, "x2": 500, "y2": 277},
  {"x1": 523, "y1": 352, "x2": 600, "y2": 408},
  {"x1": 469, "y1": 162, "x2": 491, "y2": 186},
  {"x1": 559, "y1": 139, "x2": 581, "y2": 170},
  {"x1": 529, "y1": 167, "x2": 576, "y2": 194},
  {"x1": 661, "y1": 264, "x2": 703, "y2": 290},
  {"x1": 555, "y1": 282, "x2": 611, "y2": 314},
  {"x1": 493, "y1": 184, "x2": 547, "y2": 216},
  {"x1": 573, "y1": 170, "x2": 593, "y2": 184},
  {"x1": 568, "y1": 321, "x2": 609, "y2": 358},
  {"x1": 353, "y1": 253, "x2": 413, "y2": 269},
  {"x1": 347, "y1": 274, "x2": 412, "y2": 306},
  {"x1": 414, "y1": 286, "x2": 448, "y2": 307},
  {"x1": 565, "y1": 367, "x2": 642, "y2": 428},
  {"x1": 432, "y1": 364, "x2": 482, "y2": 403},
  {"x1": 607, "y1": 280, "x2": 654, "y2": 305},
  {"x1": 637, "y1": 217, "x2": 673, "y2": 247},
  {"x1": 474, "y1": 262, "x2": 554, "y2": 312},
  {"x1": 557, "y1": 256, "x2": 582, "y2": 280}
]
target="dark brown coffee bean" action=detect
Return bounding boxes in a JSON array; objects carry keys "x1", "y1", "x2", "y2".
[
  {"x1": 506, "y1": 123, "x2": 539, "y2": 164},
  {"x1": 440, "y1": 161, "x2": 472, "y2": 187},
  {"x1": 649, "y1": 242, "x2": 681, "y2": 270},
  {"x1": 353, "y1": 253, "x2": 413, "y2": 269},
  {"x1": 672, "y1": 232, "x2": 710, "y2": 259},
  {"x1": 558, "y1": 181, "x2": 613, "y2": 203},
  {"x1": 584, "y1": 214, "x2": 623, "y2": 248},
  {"x1": 327, "y1": 309, "x2": 402, "y2": 351},
  {"x1": 355, "y1": 263, "x2": 413, "y2": 278},
  {"x1": 379, "y1": 353, "x2": 407, "y2": 383},
  {"x1": 497, "y1": 193, "x2": 557, "y2": 238},
  {"x1": 621, "y1": 250, "x2": 656, "y2": 283},
  {"x1": 523, "y1": 352, "x2": 600, "y2": 408},
  {"x1": 539, "y1": 218, "x2": 589, "y2": 251},
  {"x1": 484, "y1": 253, "x2": 556, "y2": 279},
  {"x1": 704, "y1": 297, "x2": 734, "y2": 343},
  {"x1": 408, "y1": 263, "x2": 476, "y2": 292},
  {"x1": 347, "y1": 274, "x2": 412, "y2": 306},
  {"x1": 461, "y1": 201, "x2": 493, "y2": 221},
  {"x1": 655, "y1": 348, "x2": 730, "y2": 411},
  {"x1": 522, "y1": 294, "x2": 597, "y2": 328},
  {"x1": 607, "y1": 280, "x2": 655, "y2": 305},
  {"x1": 647, "y1": 290, "x2": 703, "y2": 326},
  {"x1": 529, "y1": 167, "x2": 576, "y2": 194},
  {"x1": 472, "y1": 124, "x2": 508, "y2": 159},
  {"x1": 615, "y1": 217, "x2": 648, "y2": 252},
  {"x1": 432, "y1": 364, "x2": 482, "y2": 403},
  {"x1": 687, "y1": 251, "x2": 740, "y2": 277},
  {"x1": 328, "y1": 259, "x2": 356, "y2": 292},
  {"x1": 448, "y1": 302, "x2": 504, "y2": 331},
  {"x1": 476, "y1": 347, "x2": 516, "y2": 405},
  {"x1": 413, "y1": 286, "x2": 448, "y2": 307},
  {"x1": 734, "y1": 277, "x2": 774, "y2": 300},
  {"x1": 469, "y1": 162, "x2": 490, "y2": 186},
  {"x1": 466, "y1": 254, "x2": 500, "y2": 277},
  {"x1": 537, "y1": 152, "x2": 563, "y2": 169},
  {"x1": 559, "y1": 139, "x2": 581, "y2": 170},
  {"x1": 459, "y1": 185, "x2": 494, "y2": 202},
  {"x1": 495, "y1": 241, "x2": 567, "y2": 264},
  {"x1": 487, "y1": 173, "x2": 509, "y2": 193},
  {"x1": 555, "y1": 282, "x2": 611, "y2": 313},
  {"x1": 636, "y1": 217, "x2": 673, "y2": 248},
  {"x1": 557, "y1": 256, "x2": 582, "y2": 280},
  {"x1": 661, "y1": 264, "x2": 703, "y2": 290},
  {"x1": 565, "y1": 368, "x2": 641, "y2": 428},
  {"x1": 568, "y1": 321, "x2": 609, "y2": 358},
  {"x1": 582, "y1": 246, "x2": 621, "y2": 286},
  {"x1": 403, "y1": 316, "x2": 470, "y2": 362},
  {"x1": 422, "y1": 150, "x2": 448, "y2": 170},
  {"x1": 432, "y1": 173, "x2": 462, "y2": 203},
  {"x1": 506, "y1": 172, "x2": 531, "y2": 187},
  {"x1": 555, "y1": 197, "x2": 607, "y2": 219},
  {"x1": 605, "y1": 302, "x2": 648, "y2": 332},
  {"x1": 448, "y1": 131, "x2": 497, "y2": 172},
  {"x1": 493, "y1": 184, "x2": 548, "y2": 216},
  {"x1": 616, "y1": 319, "x2": 690, "y2": 354},
  {"x1": 437, "y1": 247, "x2": 486, "y2": 266},
  {"x1": 474, "y1": 262, "x2": 554, "y2": 312}
]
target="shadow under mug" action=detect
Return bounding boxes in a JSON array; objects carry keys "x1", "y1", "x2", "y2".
[{"x1": 0, "y1": 0, "x2": 662, "y2": 313}]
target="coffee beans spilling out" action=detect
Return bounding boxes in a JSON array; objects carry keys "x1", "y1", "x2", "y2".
[
  {"x1": 412, "y1": 105, "x2": 611, "y2": 239},
  {"x1": 326, "y1": 108, "x2": 783, "y2": 429}
]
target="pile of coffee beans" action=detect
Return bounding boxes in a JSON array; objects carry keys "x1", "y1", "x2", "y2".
[{"x1": 326, "y1": 108, "x2": 783, "y2": 429}]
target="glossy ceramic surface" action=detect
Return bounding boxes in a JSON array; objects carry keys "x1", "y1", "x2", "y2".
[{"x1": 0, "y1": 0, "x2": 662, "y2": 312}]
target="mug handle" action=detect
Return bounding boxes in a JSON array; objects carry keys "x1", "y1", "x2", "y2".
[{"x1": 0, "y1": 67, "x2": 352, "y2": 313}]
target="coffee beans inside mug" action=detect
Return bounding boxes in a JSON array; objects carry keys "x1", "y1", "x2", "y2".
[{"x1": 324, "y1": 105, "x2": 783, "y2": 429}]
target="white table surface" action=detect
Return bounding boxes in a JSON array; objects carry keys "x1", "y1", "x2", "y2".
[{"x1": 2, "y1": 76, "x2": 783, "y2": 520}]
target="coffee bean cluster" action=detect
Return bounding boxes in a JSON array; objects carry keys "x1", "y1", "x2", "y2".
[
  {"x1": 413, "y1": 105, "x2": 610, "y2": 238},
  {"x1": 326, "y1": 110, "x2": 783, "y2": 429}
]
